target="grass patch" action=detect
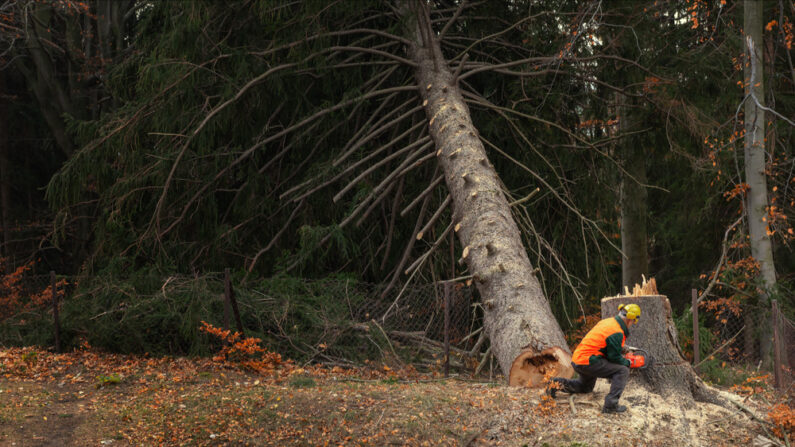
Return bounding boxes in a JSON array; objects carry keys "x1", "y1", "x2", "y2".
[{"x1": 288, "y1": 376, "x2": 316, "y2": 388}]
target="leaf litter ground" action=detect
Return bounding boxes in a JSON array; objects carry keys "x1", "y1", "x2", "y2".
[{"x1": 0, "y1": 347, "x2": 780, "y2": 446}]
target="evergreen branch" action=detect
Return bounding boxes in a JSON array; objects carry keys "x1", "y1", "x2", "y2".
[
  {"x1": 477, "y1": 133, "x2": 622, "y2": 256},
  {"x1": 327, "y1": 45, "x2": 418, "y2": 68},
  {"x1": 449, "y1": 12, "x2": 548, "y2": 62},
  {"x1": 246, "y1": 201, "x2": 305, "y2": 274},
  {"x1": 154, "y1": 85, "x2": 418, "y2": 239},
  {"x1": 460, "y1": 89, "x2": 663, "y2": 191},
  {"x1": 458, "y1": 56, "x2": 553, "y2": 80},
  {"x1": 287, "y1": 131, "x2": 430, "y2": 205},
  {"x1": 250, "y1": 28, "x2": 413, "y2": 58}
]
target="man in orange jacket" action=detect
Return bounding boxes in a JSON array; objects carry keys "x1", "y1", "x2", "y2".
[{"x1": 547, "y1": 304, "x2": 641, "y2": 414}]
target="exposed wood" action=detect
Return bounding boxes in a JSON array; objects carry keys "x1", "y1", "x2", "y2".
[{"x1": 508, "y1": 346, "x2": 573, "y2": 387}]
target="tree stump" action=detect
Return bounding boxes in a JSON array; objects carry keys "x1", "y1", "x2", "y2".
[{"x1": 601, "y1": 293, "x2": 724, "y2": 406}]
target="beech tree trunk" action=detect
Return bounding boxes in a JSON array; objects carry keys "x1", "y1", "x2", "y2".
[
  {"x1": 0, "y1": 73, "x2": 9, "y2": 269},
  {"x1": 601, "y1": 294, "x2": 723, "y2": 406},
  {"x1": 402, "y1": 2, "x2": 572, "y2": 385},
  {"x1": 743, "y1": 0, "x2": 776, "y2": 368}
]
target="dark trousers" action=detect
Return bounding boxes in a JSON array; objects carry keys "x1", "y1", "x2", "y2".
[{"x1": 553, "y1": 360, "x2": 629, "y2": 407}]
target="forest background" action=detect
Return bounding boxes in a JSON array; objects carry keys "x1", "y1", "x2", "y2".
[{"x1": 0, "y1": 0, "x2": 792, "y2": 381}]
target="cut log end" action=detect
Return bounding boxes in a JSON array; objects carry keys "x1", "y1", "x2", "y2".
[{"x1": 508, "y1": 346, "x2": 573, "y2": 387}]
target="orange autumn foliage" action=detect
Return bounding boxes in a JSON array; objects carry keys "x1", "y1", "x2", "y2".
[
  {"x1": 0, "y1": 259, "x2": 67, "y2": 320},
  {"x1": 199, "y1": 321, "x2": 293, "y2": 375},
  {"x1": 768, "y1": 403, "x2": 795, "y2": 439}
]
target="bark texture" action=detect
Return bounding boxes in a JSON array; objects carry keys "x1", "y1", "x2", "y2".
[
  {"x1": 743, "y1": 0, "x2": 776, "y2": 366},
  {"x1": 403, "y1": 3, "x2": 571, "y2": 384},
  {"x1": 601, "y1": 295, "x2": 724, "y2": 406}
]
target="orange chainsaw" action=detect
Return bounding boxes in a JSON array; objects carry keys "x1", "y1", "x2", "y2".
[{"x1": 624, "y1": 346, "x2": 654, "y2": 370}]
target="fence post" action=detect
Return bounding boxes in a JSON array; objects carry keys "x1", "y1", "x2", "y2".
[
  {"x1": 772, "y1": 299, "x2": 783, "y2": 390},
  {"x1": 692, "y1": 289, "x2": 699, "y2": 369},
  {"x1": 224, "y1": 268, "x2": 244, "y2": 335},
  {"x1": 50, "y1": 271, "x2": 60, "y2": 353},
  {"x1": 443, "y1": 282, "x2": 450, "y2": 378}
]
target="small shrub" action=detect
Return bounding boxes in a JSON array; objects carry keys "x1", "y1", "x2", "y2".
[
  {"x1": 96, "y1": 373, "x2": 123, "y2": 388},
  {"x1": 21, "y1": 350, "x2": 38, "y2": 367},
  {"x1": 698, "y1": 358, "x2": 761, "y2": 387}
]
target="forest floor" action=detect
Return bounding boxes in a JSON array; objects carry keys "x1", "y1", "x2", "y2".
[{"x1": 0, "y1": 346, "x2": 790, "y2": 446}]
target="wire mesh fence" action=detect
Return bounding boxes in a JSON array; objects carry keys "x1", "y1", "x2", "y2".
[
  {"x1": 0, "y1": 272, "x2": 487, "y2": 375},
  {"x1": 255, "y1": 277, "x2": 485, "y2": 375},
  {"x1": 696, "y1": 299, "x2": 793, "y2": 388},
  {"x1": 1, "y1": 269, "x2": 791, "y2": 386}
]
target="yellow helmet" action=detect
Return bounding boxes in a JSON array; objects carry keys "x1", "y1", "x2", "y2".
[{"x1": 618, "y1": 303, "x2": 641, "y2": 321}]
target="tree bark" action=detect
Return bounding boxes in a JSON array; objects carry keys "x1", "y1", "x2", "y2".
[
  {"x1": 0, "y1": 73, "x2": 9, "y2": 270},
  {"x1": 402, "y1": 2, "x2": 571, "y2": 385},
  {"x1": 743, "y1": 0, "x2": 776, "y2": 367},
  {"x1": 617, "y1": 93, "x2": 648, "y2": 289},
  {"x1": 601, "y1": 294, "x2": 725, "y2": 406}
]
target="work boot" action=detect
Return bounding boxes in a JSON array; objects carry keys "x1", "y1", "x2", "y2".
[
  {"x1": 545, "y1": 382, "x2": 557, "y2": 398},
  {"x1": 601, "y1": 404, "x2": 627, "y2": 414}
]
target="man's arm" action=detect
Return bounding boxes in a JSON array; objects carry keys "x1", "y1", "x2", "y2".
[{"x1": 604, "y1": 333, "x2": 631, "y2": 367}]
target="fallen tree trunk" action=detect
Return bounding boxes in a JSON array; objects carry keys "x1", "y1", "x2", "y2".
[{"x1": 402, "y1": 1, "x2": 572, "y2": 386}]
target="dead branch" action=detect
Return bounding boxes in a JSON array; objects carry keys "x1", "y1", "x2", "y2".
[
  {"x1": 356, "y1": 181, "x2": 396, "y2": 227},
  {"x1": 380, "y1": 176, "x2": 405, "y2": 271},
  {"x1": 401, "y1": 175, "x2": 445, "y2": 217},
  {"x1": 438, "y1": 0, "x2": 466, "y2": 38},
  {"x1": 334, "y1": 137, "x2": 431, "y2": 203},
  {"x1": 337, "y1": 142, "x2": 433, "y2": 228},
  {"x1": 474, "y1": 345, "x2": 492, "y2": 376},
  {"x1": 416, "y1": 195, "x2": 451, "y2": 240},
  {"x1": 399, "y1": 150, "x2": 436, "y2": 176},
  {"x1": 691, "y1": 216, "x2": 744, "y2": 308},
  {"x1": 381, "y1": 184, "x2": 432, "y2": 300},
  {"x1": 404, "y1": 220, "x2": 454, "y2": 276},
  {"x1": 333, "y1": 104, "x2": 423, "y2": 168}
]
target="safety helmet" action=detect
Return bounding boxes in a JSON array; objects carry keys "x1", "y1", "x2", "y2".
[{"x1": 618, "y1": 303, "x2": 641, "y2": 321}]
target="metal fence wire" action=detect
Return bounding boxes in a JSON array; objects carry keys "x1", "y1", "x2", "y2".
[
  {"x1": 2, "y1": 271, "x2": 791, "y2": 383},
  {"x1": 700, "y1": 301, "x2": 794, "y2": 379},
  {"x1": 292, "y1": 278, "x2": 484, "y2": 372}
]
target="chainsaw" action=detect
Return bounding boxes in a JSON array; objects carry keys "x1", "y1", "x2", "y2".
[{"x1": 624, "y1": 346, "x2": 654, "y2": 370}]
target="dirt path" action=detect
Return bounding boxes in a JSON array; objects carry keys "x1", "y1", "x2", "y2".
[{"x1": 0, "y1": 380, "x2": 128, "y2": 446}]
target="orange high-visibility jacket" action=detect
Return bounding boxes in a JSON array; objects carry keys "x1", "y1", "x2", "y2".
[{"x1": 571, "y1": 316, "x2": 630, "y2": 367}]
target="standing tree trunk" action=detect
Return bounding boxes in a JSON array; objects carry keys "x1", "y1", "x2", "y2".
[
  {"x1": 743, "y1": 0, "x2": 776, "y2": 367},
  {"x1": 0, "y1": 72, "x2": 9, "y2": 270},
  {"x1": 617, "y1": 93, "x2": 648, "y2": 289},
  {"x1": 402, "y1": 2, "x2": 572, "y2": 385},
  {"x1": 601, "y1": 290, "x2": 724, "y2": 406}
]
